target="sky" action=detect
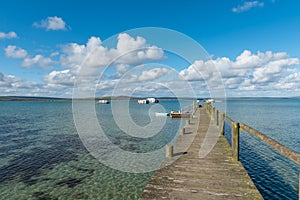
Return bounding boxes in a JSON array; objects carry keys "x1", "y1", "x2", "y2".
[{"x1": 0, "y1": 0, "x2": 300, "y2": 98}]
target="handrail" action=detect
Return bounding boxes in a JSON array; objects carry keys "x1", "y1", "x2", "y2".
[
  {"x1": 239, "y1": 122, "x2": 300, "y2": 165},
  {"x1": 205, "y1": 102, "x2": 300, "y2": 165}
]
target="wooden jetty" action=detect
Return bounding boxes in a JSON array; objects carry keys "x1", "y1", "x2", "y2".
[{"x1": 140, "y1": 106, "x2": 263, "y2": 200}]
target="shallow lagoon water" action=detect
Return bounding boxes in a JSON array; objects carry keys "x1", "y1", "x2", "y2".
[
  {"x1": 215, "y1": 99, "x2": 300, "y2": 200},
  {"x1": 0, "y1": 99, "x2": 299, "y2": 199},
  {"x1": 0, "y1": 100, "x2": 187, "y2": 199}
]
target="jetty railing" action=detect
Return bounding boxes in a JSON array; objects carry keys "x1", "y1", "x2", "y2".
[
  {"x1": 205, "y1": 102, "x2": 300, "y2": 199},
  {"x1": 206, "y1": 102, "x2": 300, "y2": 164}
]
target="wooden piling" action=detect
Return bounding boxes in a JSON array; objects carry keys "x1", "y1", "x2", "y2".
[
  {"x1": 216, "y1": 110, "x2": 219, "y2": 126},
  {"x1": 232, "y1": 122, "x2": 240, "y2": 161},
  {"x1": 166, "y1": 144, "x2": 173, "y2": 158},
  {"x1": 186, "y1": 119, "x2": 190, "y2": 125},
  {"x1": 220, "y1": 112, "x2": 225, "y2": 135},
  {"x1": 211, "y1": 107, "x2": 215, "y2": 120},
  {"x1": 180, "y1": 127, "x2": 185, "y2": 135}
]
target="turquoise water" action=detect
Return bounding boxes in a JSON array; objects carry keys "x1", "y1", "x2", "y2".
[
  {"x1": 0, "y1": 100, "x2": 189, "y2": 200},
  {"x1": 215, "y1": 99, "x2": 300, "y2": 200},
  {"x1": 0, "y1": 99, "x2": 299, "y2": 199}
]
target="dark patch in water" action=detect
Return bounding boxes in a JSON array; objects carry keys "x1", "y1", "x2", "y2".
[
  {"x1": 56, "y1": 177, "x2": 85, "y2": 188},
  {"x1": 0, "y1": 134, "x2": 87, "y2": 185},
  {"x1": 75, "y1": 167, "x2": 95, "y2": 175},
  {"x1": 33, "y1": 191, "x2": 57, "y2": 200}
]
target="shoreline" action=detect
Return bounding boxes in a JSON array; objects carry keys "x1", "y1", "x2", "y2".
[{"x1": 1, "y1": 96, "x2": 299, "y2": 102}]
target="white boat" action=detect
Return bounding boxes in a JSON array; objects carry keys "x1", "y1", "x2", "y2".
[
  {"x1": 155, "y1": 112, "x2": 169, "y2": 116},
  {"x1": 97, "y1": 99, "x2": 110, "y2": 104},
  {"x1": 146, "y1": 98, "x2": 159, "y2": 103},
  {"x1": 138, "y1": 99, "x2": 149, "y2": 104},
  {"x1": 170, "y1": 110, "x2": 191, "y2": 118}
]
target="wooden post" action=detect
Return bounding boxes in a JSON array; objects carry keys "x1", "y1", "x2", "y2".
[
  {"x1": 193, "y1": 101, "x2": 198, "y2": 114},
  {"x1": 186, "y1": 119, "x2": 190, "y2": 125},
  {"x1": 180, "y1": 127, "x2": 185, "y2": 135},
  {"x1": 232, "y1": 122, "x2": 240, "y2": 161},
  {"x1": 220, "y1": 113, "x2": 225, "y2": 135},
  {"x1": 216, "y1": 110, "x2": 219, "y2": 126},
  {"x1": 166, "y1": 144, "x2": 173, "y2": 158}
]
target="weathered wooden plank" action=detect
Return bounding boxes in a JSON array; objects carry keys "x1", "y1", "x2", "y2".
[{"x1": 140, "y1": 108, "x2": 263, "y2": 200}]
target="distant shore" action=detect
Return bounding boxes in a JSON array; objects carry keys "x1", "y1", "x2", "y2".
[{"x1": 0, "y1": 96, "x2": 299, "y2": 102}]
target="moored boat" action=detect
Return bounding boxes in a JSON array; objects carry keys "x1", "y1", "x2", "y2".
[
  {"x1": 97, "y1": 99, "x2": 110, "y2": 104},
  {"x1": 147, "y1": 98, "x2": 159, "y2": 103},
  {"x1": 155, "y1": 112, "x2": 170, "y2": 116},
  {"x1": 138, "y1": 99, "x2": 149, "y2": 104},
  {"x1": 170, "y1": 111, "x2": 191, "y2": 118}
]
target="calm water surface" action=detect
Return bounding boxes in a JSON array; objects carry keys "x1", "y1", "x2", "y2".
[
  {"x1": 215, "y1": 99, "x2": 300, "y2": 200},
  {"x1": 0, "y1": 100, "x2": 187, "y2": 200},
  {"x1": 0, "y1": 99, "x2": 299, "y2": 199}
]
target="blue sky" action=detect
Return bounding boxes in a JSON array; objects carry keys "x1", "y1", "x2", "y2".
[{"x1": 1, "y1": 0, "x2": 300, "y2": 97}]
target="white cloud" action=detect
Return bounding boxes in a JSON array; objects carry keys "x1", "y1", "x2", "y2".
[
  {"x1": 33, "y1": 16, "x2": 69, "y2": 31},
  {"x1": 50, "y1": 51, "x2": 59, "y2": 57},
  {"x1": 0, "y1": 72, "x2": 21, "y2": 87},
  {"x1": 139, "y1": 68, "x2": 170, "y2": 81},
  {"x1": 0, "y1": 71, "x2": 74, "y2": 97},
  {"x1": 5, "y1": 45, "x2": 28, "y2": 58},
  {"x1": 44, "y1": 69, "x2": 75, "y2": 88},
  {"x1": 0, "y1": 31, "x2": 17, "y2": 39},
  {"x1": 179, "y1": 50, "x2": 300, "y2": 96},
  {"x1": 60, "y1": 33, "x2": 165, "y2": 76},
  {"x1": 0, "y1": 72, "x2": 44, "y2": 96},
  {"x1": 22, "y1": 55, "x2": 53, "y2": 70},
  {"x1": 4, "y1": 45, "x2": 53, "y2": 70},
  {"x1": 232, "y1": 1, "x2": 264, "y2": 13},
  {"x1": 112, "y1": 33, "x2": 165, "y2": 65}
]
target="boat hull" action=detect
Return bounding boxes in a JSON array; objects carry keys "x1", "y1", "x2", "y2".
[{"x1": 171, "y1": 113, "x2": 191, "y2": 118}]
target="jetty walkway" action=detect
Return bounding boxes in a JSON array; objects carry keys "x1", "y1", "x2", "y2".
[{"x1": 140, "y1": 107, "x2": 263, "y2": 200}]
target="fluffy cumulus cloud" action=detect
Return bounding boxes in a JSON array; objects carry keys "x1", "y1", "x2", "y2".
[
  {"x1": 0, "y1": 72, "x2": 43, "y2": 96},
  {"x1": 5, "y1": 45, "x2": 28, "y2": 58},
  {"x1": 0, "y1": 71, "x2": 75, "y2": 97},
  {"x1": 179, "y1": 50, "x2": 300, "y2": 96},
  {"x1": 44, "y1": 70, "x2": 75, "y2": 88},
  {"x1": 3, "y1": 30, "x2": 300, "y2": 97},
  {"x1": 33, "y1": 16, "x2": 69, "y2": 31},
  {"x1": 0, "y1": 31, "x2": 18, "y2": 39},
  {"x1": 232, "y1": 1, "x2": 264, "y2": 13},
  {"x1": 4, "y1": 45, "x2": 53, "y2": 69},
  {"x1": 22, "y1": 55, "x2": 53, "y2": 70},
  {"x1": 1, "y1": 33, "x2": 167, "y2": 97},
  {"x1": 60, "y1": 33, "x2": 165, "y2": 76},
  {"x1": 139, "y1": 68, "x2": 170, "y2": 81}
]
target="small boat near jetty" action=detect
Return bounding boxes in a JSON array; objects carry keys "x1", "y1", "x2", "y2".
[
  {"x1": 155, "y1": 112, "x2": 170, "y2": 116},
  {"x1": 170, "y1": 111, "x2": 191, "y2": 118}
]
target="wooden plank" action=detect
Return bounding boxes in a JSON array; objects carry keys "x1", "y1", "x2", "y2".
[{"x1": 140, "y1": 108, "x2": 263, "y2": 200}]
